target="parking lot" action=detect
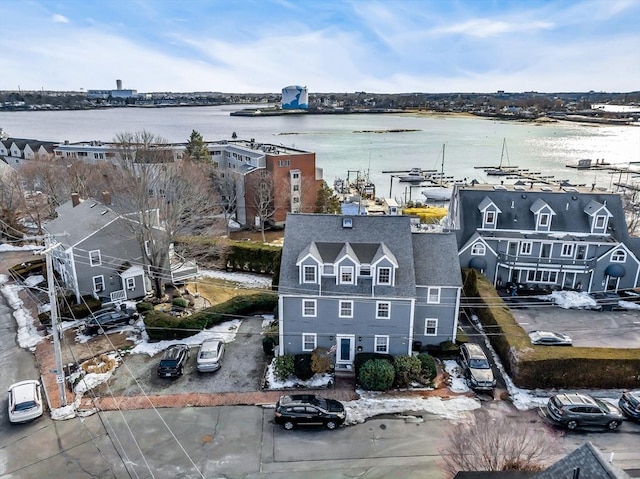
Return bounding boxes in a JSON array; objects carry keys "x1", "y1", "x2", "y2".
[
  {"x1": 511, "y1": 303, "x2": 640, "y2": 348},
  {"x1": 89, "y1": 316, "x2": 268, "y2": 397}
]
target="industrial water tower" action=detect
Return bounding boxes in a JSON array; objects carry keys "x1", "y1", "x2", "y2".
[{"x1": 281, "y1": 85, "x2": 308, "y2": 109}]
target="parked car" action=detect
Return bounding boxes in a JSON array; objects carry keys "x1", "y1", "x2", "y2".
[
  {"x1": 8, "y1": 380, "x2": 44, "y2": 424},
  {"x1": 540, "y1": 393, "x2": 624, "y2": 431},
  {"x1": 459, "y1": 343, "x2": 496, "y2": 391},
  {"x1": 618, "y1": 390, "x2": 640, "y2": 421},
  {"x1": 274, "y1": 394, "x2": 346, "y2": 430},
  {"x1": 84, "y1": 306, "x2": 139, "y2": 335},
  {"x1": 196, "y1": 338, "x2": 225, "y2": 373},
  {"x1": 528, "y1": 330, "x2": 573, "y2": 346},
  {"x1": 157, "y1": 344, "x2": 190, "y2": 378}
]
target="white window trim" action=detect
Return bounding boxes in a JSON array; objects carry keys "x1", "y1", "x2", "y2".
[
  {"x1": 302, "y1": 299, "x2": 317, "y2": 317},
  {"x1": 339, "y1": 265, "x2": 355, "y2": 285},
  {"x1": 427, "y1": 287, "x2": 441, "y2": 304},
  {"x1": 471, "y1": 243, "x2": 485, "y2": 255},
  {"x1": 302, "y1": 265, "x2": 317, "y2": 283},
  {"x1": 339, "y1": 300, "x2": 353, "y2": 318},
  {"x1": 144, "y1": 240, "x2": 151, "y2": 256},
  {"x1": 126, "y1": 277, "x2": 135, "y2": 290},
  {"x1": 595, "y1": 215, "x2": 607, "y2": 229},
  {"x1": 561, "y1": 243, "x2": 574, "y2": 258},
  {"x1": 611, "y1": 250, "x2": 626, "y2": 263},
  {"x1": 520, "y1": 241, "x2": 532, "y2": 255},
  {"x1": 376, "y1": 301, "x2": 391, "y2": 319},
  {"x1": 92, "y1": 275, "x2": 104, "y2": 293},
  {"x1": 302, "y1": 333, "x2": 317, "y2": 352},
  {"x1": 538, "y1": 213, "x2": 550, "y2": 228},
  {"x1": 424, "y1": 318, "x2": 438, "y2": 336},
  {"x1": 376, "y1": 267, "x2": 392, "y2": 285},
  {"x1": 89, "y1": 249, "x2": 101, "y2": 266},
  {"x1": 374, "y1": 335, "x2": 389, "y2": 353},
  {"x1": 484, "y1": 210, "x2": 496, "y2": 225}
]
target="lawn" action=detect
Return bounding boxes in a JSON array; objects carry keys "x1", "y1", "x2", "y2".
[{"x1": 186, "y1": 277, "x2": 268, "y2": 307}]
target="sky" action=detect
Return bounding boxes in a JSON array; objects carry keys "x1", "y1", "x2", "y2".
[{"x1": 0, "y1": 0, "x2": 639, "y2": 94}]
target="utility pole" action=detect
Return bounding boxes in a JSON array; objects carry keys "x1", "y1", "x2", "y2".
[{"x1": 42, "y1": 235, "x2": 67, "y2": 407}]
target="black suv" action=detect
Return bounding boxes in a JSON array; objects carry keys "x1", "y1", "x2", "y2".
[
  {"x1": 84, "y1": 307, "x2": 139, "y2": 335},
  {"x1": 540, "y1": 393, "x2": 624, "y2": 431},
  {"x1": 157, "y1": 344, "x2": 190, "y2": 378},
  {"x1": 274, "y1": 394, "x2": 346, "y2": 430}
]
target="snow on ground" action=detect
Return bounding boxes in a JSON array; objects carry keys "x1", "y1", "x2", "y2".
[
  {"x1": 0, "y1": 244, "x2": 42, "y2": 253},
  {"x1": 619, "y1": 300, "x2": 640, "y2": 310},
  {"x1": 198, "y1": 269, "x2": 272, "y2": 289},
  {"x1": 538, "y1": 290, "x2": 597, "y2": 309},
  {"x1": 443, "y1": 360, "x2": 471, "y2": 393},
  {"x1": 0, "y1": 274, "x2": 44, "y2": 349},
  {"x1": 343, "y1": 393, "x2": 481, "y2": 425},
  {"x1": 264, "y1": 359, "x2": 333, "y2": 389},
  {"x1": 130, "y1": 319, "x2": 242, "y2": 356}
]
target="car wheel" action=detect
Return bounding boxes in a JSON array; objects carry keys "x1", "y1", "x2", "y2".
[
  {"x1": 283, "y1": 421, "x2": 295, "y2": 430},
  {"x1": 607, "y1": 420, "x2": 620, "y2": 431},
  {"x1": 566, "y1": 420, "x2": 578, "y2": 430},
  {"x1": 179, "y1": 366, "x2": 184, "y2": 376},
  {"x1": 325, "y1": 420, "x2": 337, "y2": 430}
]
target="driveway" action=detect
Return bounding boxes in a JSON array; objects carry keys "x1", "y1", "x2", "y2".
[
  {"x1": 91, "y1": 316, "x2": 268, "y2": 397},
  {"x1": 510, "y1": 305, "x2": 640, "y2": 348}
]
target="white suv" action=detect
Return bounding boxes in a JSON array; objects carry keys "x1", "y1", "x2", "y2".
[{"x1": 459, "y1": 343, "x2": 496, "y2": 391}]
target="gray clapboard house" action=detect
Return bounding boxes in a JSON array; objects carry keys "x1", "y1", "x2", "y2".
[
  {"x1": 446, "y1": 184, "x2": 640, "y2": 293},
  {"x1": 44, "y1": 193, "x2": 197, "y2": 305},
  {"x1": 278, "y1": 214, "x2": 462, "y2": 371}
]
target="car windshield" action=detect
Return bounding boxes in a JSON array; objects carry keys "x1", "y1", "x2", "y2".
[
  {"x1": 594, "y1": 398, "x2": 608, "y2": 412},
  {"x1": 159, "y1": 360, "x2": 177, "y2": 367},
  {"x1": 315, "y1": 397, "x2": 328, "y2": 410},
  {"x1": 15, "y1": 400, "x2": 37, "y2": 411},
  {"x1": 199, "y1": 350, "x2": 218, "y2": 359},
  {"x1": 469, "y1": 358, "x2": 490, "y2": 369}
]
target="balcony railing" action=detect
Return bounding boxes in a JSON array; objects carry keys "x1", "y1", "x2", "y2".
[{"x1": 497, "y1": 252, "x2": 596, "y2": 272}]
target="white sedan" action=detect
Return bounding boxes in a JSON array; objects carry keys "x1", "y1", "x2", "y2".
[
  {"x1": 529, "y1": 330, "x2": 573, "y2": 346},
  {"x1": 8, "y1": 380, "x2": 44, "y2": 423}
]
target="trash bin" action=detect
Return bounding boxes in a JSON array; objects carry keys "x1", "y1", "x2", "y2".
[{"x1": 412, "y1": 341, "x2": 423, "y2": 352}]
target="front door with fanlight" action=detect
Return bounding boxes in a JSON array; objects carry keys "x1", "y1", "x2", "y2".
[{"x1": 335, "y1": 335, "x2": 355, "y2": 368}]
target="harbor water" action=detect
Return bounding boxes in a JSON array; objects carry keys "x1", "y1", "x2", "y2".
[{"x1": 1, "y1": 105, "x2": 639, "y2": 200}]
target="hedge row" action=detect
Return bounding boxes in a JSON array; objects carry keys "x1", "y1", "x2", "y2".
[
  {"x1": 144, "y1": 292, "x2": 278, "y2": 341},
  {"x1": 463, "y1": 268, "x2": 640, "y2": 389},
  {"x1": 226, "y1": 240, "x2": 282, "y2": 277}
]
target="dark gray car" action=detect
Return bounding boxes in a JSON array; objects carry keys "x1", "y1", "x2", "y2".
[{"x1": 540, "y1": 393, "x2": 624, "y2": 431}]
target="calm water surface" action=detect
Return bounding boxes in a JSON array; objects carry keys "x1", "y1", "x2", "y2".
[{"x1": 1, "y1": 105, "x2": 639, "y2": 197}]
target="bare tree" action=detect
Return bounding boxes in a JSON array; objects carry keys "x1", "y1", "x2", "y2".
[
  {"x1": 440, "y1": 417, "x2": 559, "y2": 476},
  {"x1": 0, "y1": 169, "x2": 27, "y2": 241},
  {"x1": 622, "y1": 188, "x2": 640, "y2": 235},
  {"x1": 104, "y1": 131, "x2": 220, "y2": 298},
  {"x1": 211, "y1": 169, "x2": 240, "y2": 237},
  {"x1": 246, "y1": 169, "x2": 276, "y2": 243}
]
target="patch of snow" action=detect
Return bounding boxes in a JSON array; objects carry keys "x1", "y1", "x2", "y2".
[
  {"x1": 50, "y1": 401, "x2": 80, "y2": 421},
  {"x1": 443, "y1": 360, "x2": 471, "y2": 393},
  {"x1": 130, "y1": 319, "x2": 242, "y2": 356},
  {"x1": 198, "y1": 269, "x2": 272, "y2": 288},
  {"x1": 619, "y1": 300, "x2": 640, "y2": 310},
  {"x1": 343, "y1": 393, "x2": 481, "y2": 425},
  {"x1": 24, "y1": 275, "x2": 45, "y2": 287},
  {"x1": 538, "y1": 290, "x2": 597, "y2": 309},
  {"x1": 261, "y1": 314, "x2": 275, "y2": 331},
  {"x1": 0, "y1": 244, "x2": 42, "y2": 253},
  {"x1": 0, "y1": 280, "x2": 44, "y2": 349},
  {"x1": 264, "y1": 359, "x2": 333, "y2": 389}
]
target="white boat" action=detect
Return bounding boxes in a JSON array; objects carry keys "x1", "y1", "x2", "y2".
[
  {"x1": 421, "y1": 144, "x2": 452, "y2": 201},
  {"x1": 398, "y1": 168, "x2": 425, "y2": 183},
  {"x1": 485, "y1": 138, "x2": 517, "y2": 176},
  {"x1": 422, "y1": 186, "x2": 452, "y2": 201}
]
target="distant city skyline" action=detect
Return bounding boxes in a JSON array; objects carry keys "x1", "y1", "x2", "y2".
[{"x1": 1, "y1": 0, "x2": 639, "y2": 94}]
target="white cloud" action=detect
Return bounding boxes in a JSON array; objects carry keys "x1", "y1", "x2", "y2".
[
  {"x1": 51, "y1": 13, "x2": 69, "y2": 24},
  {"x1": 431, "y1": 18, "x2": 553, "y2": 38}
]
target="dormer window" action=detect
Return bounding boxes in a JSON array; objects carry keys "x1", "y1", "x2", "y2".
[
  {"x1": 340, "y1": 266, "x2": 354, "y2": 284},
  {"x1": 612, "y1": 250, "x2": 626, "y2": 262},
  {"x1": 471, "y1": 243, "x2": 485, "y2": 255},
  {"x1": 539, "y1": 213, "x2": 550, "y2": 227},
  {"x1": 595, "y1": 215, "x2": 606, "y2": 229},
  {"x1": 485, "y1": 211, "x2": 496, "y2": 225},
  {"x1": 377, "y1": 267, "x2": 391, "y2": 285},
  {"x1": 303, "y1": 265, "x2": 317, "y2": 283}
]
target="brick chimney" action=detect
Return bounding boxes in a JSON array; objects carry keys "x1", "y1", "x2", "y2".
[
  {"x1": 102, "y1": 191, "x2": 111, "y2": 205},
  {"x1": 71, "y1": 193, "x2": 80, "y2": 207}
]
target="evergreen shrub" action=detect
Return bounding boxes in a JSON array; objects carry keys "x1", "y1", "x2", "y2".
[
  {"x1": 393, "y1": 355, "x2": 422, "y2": 388},
  {"x1": 273, "y1": 355, "x2": 294, "y2": 381},
  {"x1": 294, "y1": 354, "x2": 314, "y2": 380},
  {"x1": 359, "y1": 359, "x2": 395, "y2": 391}
]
